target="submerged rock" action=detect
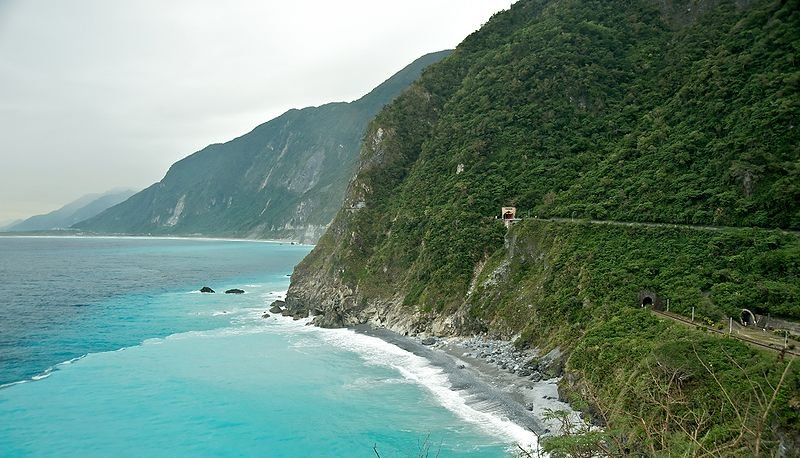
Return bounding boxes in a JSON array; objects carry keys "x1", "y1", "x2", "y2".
[
  {"x1": 200, "y1": 286, "x2": 215, "y2": 293},
  {"x1": 261, "y1": 313, "x2": 270, "y2": 318},
  {"x1": 225, "y1": 288, "x2": 245, "y2": 294}
]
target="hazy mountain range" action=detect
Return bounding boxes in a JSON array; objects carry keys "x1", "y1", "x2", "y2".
[
  {"x1": 74, "y1": 51, "x2": 452, "y2": 242},
  {"x1": 5, "y1": 190, "x2": 137, "y2": 232}
]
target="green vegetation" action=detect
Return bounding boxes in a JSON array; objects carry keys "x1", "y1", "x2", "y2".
[
  {"x1": 467, "y1": 221, "x2": 800, "y2": 454},
  {"x1": 74, "y1": 51, "x2": 451, "y2": 242},
  {"x1": 290, "y1": 0, "x2": 800, "y2": 454},
  {"x1": 470, "y1": 221, "x2": 800, "y2": 330},
  {"x1": 300, "y1": 0, "x2": 799, "y2": 317}
]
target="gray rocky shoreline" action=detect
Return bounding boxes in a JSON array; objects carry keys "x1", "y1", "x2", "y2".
[
  {"x1": 266, "y1": 300, "x2": 582, "y2": 440},
  {"x1": 351, "y1": 325, "x2": 582, "y2": 438}
]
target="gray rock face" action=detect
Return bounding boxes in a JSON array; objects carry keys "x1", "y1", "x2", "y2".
[
  {"x1": 540, "y1": 348, "x2": 565, "y2": 378},
  {"x1": 269, "y1": 301, "x2": 285, "y2": 314},
  {"x1": 73, "y1": 51, "x2": 452, "y2": 243},
  {"x1": 312, "y1": 310, "x2": 346, "y2": 328}
]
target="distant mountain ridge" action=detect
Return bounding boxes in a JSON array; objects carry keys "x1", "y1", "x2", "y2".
[
  {"x1": 0, "y1": 219, "x2": 22, "y2": 231},
  {"x1": 7, "y1": 190, "x2": 137, "y2": 232},
  {"x1": 74, "y1": 51, "x2": 452, "y2": 242}
]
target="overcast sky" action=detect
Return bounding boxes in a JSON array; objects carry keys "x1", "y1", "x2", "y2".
[{"x1": 0, "y1": 0, "x2": 511, "y2": 223}]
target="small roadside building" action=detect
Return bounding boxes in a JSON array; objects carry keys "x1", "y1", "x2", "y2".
[{"x1": 501, "y1": 207, "x2": 521, "y2": 228}]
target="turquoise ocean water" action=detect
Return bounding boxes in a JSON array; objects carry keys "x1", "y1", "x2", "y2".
[{"x1": 0, "y1": 237, "x2": 534, "y2": 457}]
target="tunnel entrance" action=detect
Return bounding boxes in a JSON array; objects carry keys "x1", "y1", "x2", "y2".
[
  {"x1": 741, "y1": 309, "x2": 756, "y2": 326},
  {"x1": 637, "y1": 290, "x2": 661, "y2": 310}
]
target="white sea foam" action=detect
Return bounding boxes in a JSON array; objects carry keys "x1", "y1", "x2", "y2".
[
  {"x1": 29, "y1": 366, "x2": 55, "y2": 381},
  {"x1": 231, "y1": 308, "x2": 272, "y2": 325},
  {"x1": 288, "y1": 337, "x2": 322, "y2": 352},
  {"x1": 1, "y1": 287, "x2": 536, "y2": 453},
  {"x1": 344, "y1": 376, "x2": 413, "y2": 390},
  {"x1": 268, "y1": 316, "x2": 540, "y2": 452},
  {"x1": 5, "y1": 323, "x2": 271, "y2": 387},
  {"x1": 159, "y1": 325, "x2": 271, "y2": 342},
  {"x1": 0, "y1": 379, "x2": 29, "y2": 389},
  {"x1": 6, "y1": 354, "x2": 91, "y2": 387},
  {"x1": 56, "y1": 355, "x2": 87, "y2": 366},
  {"x1": 261, "y1": 290, "x2": 286, "y2": 301}
]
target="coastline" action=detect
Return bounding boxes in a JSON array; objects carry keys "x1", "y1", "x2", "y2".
[
  {"x1": 351, "y1": 324, "x2": 581, "y2": 439},
  {"x1": 0, "y1": 233, "x2": 313, "y2": 245}
]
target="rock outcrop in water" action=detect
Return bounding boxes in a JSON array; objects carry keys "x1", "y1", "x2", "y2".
[
  {"x1": 268, "y1": 300, "x2": 285, "y2": 314},
  {"x1": 200, "y1": 286, "x2": 214, "y2": 293},
  {"x1": 225, "y1": 288, "x2": 244, "y2": 294}
]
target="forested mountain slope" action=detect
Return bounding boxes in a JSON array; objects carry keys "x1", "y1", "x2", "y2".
[
  {"x1": 74, "y1": 51, "x2": 451, "y2": 242},
  {"x1": 286, "y1": 0, "x2": 799, "y2": 454}
]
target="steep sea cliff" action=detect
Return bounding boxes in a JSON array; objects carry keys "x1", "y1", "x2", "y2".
[{"x1": 283, "y1": 0, "x2": 800, "y2": 454}]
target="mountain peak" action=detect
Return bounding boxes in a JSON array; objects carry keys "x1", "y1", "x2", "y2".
[{"x1": 74, "y1": 51, "x2": 452, "y2": 242}]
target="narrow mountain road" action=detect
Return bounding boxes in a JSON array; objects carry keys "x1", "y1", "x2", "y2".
[
  {"x1": 531, "y1": 216, "x2": 800, "y2": 237},
  {"x1": 520, "y1": 216, "x2": 800, "y2": 356}
]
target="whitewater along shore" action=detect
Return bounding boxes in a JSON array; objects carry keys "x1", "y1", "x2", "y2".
[
  {"x1": 267, "y1": 298, "x2": 582, "y2": 440},
  {"x1": 351, "y1": 324, "x2": 581, "y2": 438}
]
